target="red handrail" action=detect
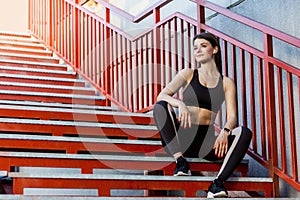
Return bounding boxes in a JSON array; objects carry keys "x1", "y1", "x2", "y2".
[
  {"x1": 196, "y1": 1, "x2": 300, "y2": 194},
  {"x1": 94, "y1": 0, "x2": 173, "y2": 23},
  {"x1": 28, "y1": 0, "x2": 300, "y2": 196}
]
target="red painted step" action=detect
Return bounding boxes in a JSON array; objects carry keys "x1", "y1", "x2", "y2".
[
  {"x1": 0, "y1": 66, "x2": 76, "y2": 79},
  {"x1": 0, "y1": 60, "x2": 68, "y2": 71},
  {"x1": 0, "y1": 47, "x2": 52, "y2": 57},
  {"x1": 0, "y1": 117, "x2": 158, "y2": 139},
  {"x1": 0, "y1": 40, "x2": 46, "y2": 51},
  {"x1": 0, "y1": 91, "x2": 106, "y2": 106},
  {"x1": 0, "y1": 104, "x2": 154, "y2": 124},
  {"x1": 0, "y1": 82, "x2": 96, "y2": 95},
  {"x1": 0, "y1": 53, "x2": 60, "y2": 64},
  {"x1": 0, "y1": 73, "x2": 86, "y2": 87}
]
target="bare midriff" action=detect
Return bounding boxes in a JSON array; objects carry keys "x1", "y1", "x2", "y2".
[{"x1": 187, "y1": 106, "x2": 217, "y2": 125}]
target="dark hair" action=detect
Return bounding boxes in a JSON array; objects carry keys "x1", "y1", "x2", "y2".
[{"x1": 193, "y1": 32, "x2": 222, "y2": 74}]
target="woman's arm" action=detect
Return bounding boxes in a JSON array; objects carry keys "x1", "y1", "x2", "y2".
[
  {"x1": 156, "y1": 68, "x2": 193, "y2": 128},
  {"x1": 156, "y1": 68, "x2": 193, "y2": 107},
  {"x1": 223, "y1": 76, "x2": 237, "y2": 130},
  {"x1": 214, "y1": 76, "x2": 237, "y2": 157}
]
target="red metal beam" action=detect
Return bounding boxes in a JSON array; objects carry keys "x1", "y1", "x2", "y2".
[{"x1": 199, "y1": 0, "x2": 300, "y2": 48}]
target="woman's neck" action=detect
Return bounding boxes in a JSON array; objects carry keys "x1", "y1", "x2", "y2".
[{"x1": 198, "y1": 62, "x2": 219, "y2": 75}]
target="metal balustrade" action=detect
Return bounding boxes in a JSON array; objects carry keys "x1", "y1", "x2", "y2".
[{"x1": 27, "y1": 0, "x2": 300, "y2": 196}]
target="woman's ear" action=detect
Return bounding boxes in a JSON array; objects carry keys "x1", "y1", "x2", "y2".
[{"x1": 213, "y1": 47, "x2": 218, "y2": 54}]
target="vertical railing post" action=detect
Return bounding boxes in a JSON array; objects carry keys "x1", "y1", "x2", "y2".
[
  {"x1": 43, "y1": 0, "x2": 47, "y2": 43},
  {"x1": 264, "y1": 33, "x2": 279, "y2": 197},
  {"x1": 104, "y1": 7, "x2": 111, "y2": 106},
  {"x1": 153, "y1": 7, "x2": 161, "y2": 105},
  {"x1": 197, "y1": 0, "x2": 205, "y2": 33},
  {"x1": 28, "y1": 0, "x2": 31, "y2": 33},
  {"x1": 49, "y1": 0, "x2": 53, "y2": 47},
  {"x1": 74, "y1": 0, "x2": 80, "y2": 70},
  {"x1": 240, "y1": 49, "x2": 247, "y2": 126}
]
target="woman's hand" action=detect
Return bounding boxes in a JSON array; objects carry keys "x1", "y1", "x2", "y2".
[
  {"x1": 213, "y1": 130, "x2": 229, "y2": 158},
  {"x1": 178, "y1": 101, "x2": 191, "y2": 128}
]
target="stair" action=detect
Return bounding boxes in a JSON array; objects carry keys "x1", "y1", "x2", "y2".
[{"x1": 0, "y1": 32, "x2": 273, "y2": 198}]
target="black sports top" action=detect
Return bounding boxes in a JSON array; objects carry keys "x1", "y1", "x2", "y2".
[{"x1": 183, "y1": 69, "x2": 225, "y2": 113}]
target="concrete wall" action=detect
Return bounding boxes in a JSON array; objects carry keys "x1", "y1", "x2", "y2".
[
  {"x1": 205, "y1": 0, "x2": 300, "y2": 197},
  {"x1": 206, "y1": 0, "x2": 300, "y2": 69}
]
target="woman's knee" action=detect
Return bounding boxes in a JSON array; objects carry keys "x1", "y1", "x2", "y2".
[
  {"x1": 154, "y1": 100, "x2": 168, "y2": 108},
  {"x1": 153, "y1": 100, "x2": 169, "y2": 116},
  {"x1": 232, "y1": 126, "x2": 252, "y2": 144},
  {"x1": 242, "y1": 126, "x2": 252, "y2": 137},
  {"x1": 240, "y1": 126, "x2": 253, "y2": 144}
]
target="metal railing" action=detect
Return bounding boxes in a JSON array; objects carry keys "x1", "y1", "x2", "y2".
[{"x1": 28, "y1": 0, "x2": 300, "y2": 196}]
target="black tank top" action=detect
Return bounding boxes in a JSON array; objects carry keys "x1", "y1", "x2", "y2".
[{"x1": 183, "y1": 69, "x2": 225, "y2": 113}]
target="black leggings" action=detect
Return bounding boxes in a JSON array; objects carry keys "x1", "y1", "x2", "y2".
[{"x1": 153, "y1": 100, "x2": 252, "y2": 181}]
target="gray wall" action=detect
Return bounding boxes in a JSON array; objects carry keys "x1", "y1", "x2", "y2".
[
  {"x1": 206, "y1": 0, "x2": 299, "y2": 197},
  {"x1": 206, "y1": 0, "x2": 300, "y2": 69}
]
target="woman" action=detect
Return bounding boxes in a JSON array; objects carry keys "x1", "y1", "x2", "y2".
[{"x1": 153, "y1": 32, "x2": 252, "y2": 198}]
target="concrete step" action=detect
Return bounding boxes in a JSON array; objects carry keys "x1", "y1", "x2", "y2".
[
  {"x1": 0, "y1": 59, "x2": 68, "y2": 71},
  {"x1": 0, "y1": 195, "x2": 287, "y2": 200},
  {"x1": 0, "y1": 35, "x2": 40, "y2": 44},
  {"x1": 0, "y1": 53, "x2": 59, "y2": 64},
  {"x1": 0, "y1": 100, "x2": 119, "y2": 111},
  {"x1": 0, "y1": 81, "x2": 96, "y2": 95},
  {"x1": 0, "y1": 90, "x2": 105, "y2": 105},
  {"x1": 0, "y1": 170, "x2": 7, "y2": 177},
  {"x1": 0, "y1": 46, "x2": 52, "y2": 56},
  {"x1": 0, "y1": 73, "x2": 86, "y2": 87},
  {"x1": 0, "y1": 40, "x2": 45, "y2": 50},
  {"x1": 0, "y1": 133, "x2": 163, "y2": 155},
  {"x1": 8, "y1": 172, "x2": 273, "y2": 197},
  {"x1": 0, "y1": 151, "x2": 248, "y2": 176},
  {"x1": 0, "y1": 117, "x2": 158, "y2": 138},
  {"x1": 0, "y1": 65, "x2": 76, "y2": 79},
  {"x1": 0, "y1": 31, "x2": 31, "y2": 38},
  {"x1": 0, "y1": 104, "x2": 153, "y2": 124}
]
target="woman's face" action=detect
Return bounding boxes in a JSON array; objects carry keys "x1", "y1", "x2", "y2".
[{"x1": 193, "y1": 38, "x2": 217, "y2": 64}]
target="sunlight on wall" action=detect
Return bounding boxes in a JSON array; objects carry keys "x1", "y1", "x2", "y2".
[
  {"x1": 108, "y1": 0, "x2": 153, "y2": 15},
  {"x1": 0, "y1": 0, "x2": 28, "y2": 33}
]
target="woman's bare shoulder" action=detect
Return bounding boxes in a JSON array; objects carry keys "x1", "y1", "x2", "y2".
[
  {"x1": 223, "y1": 76, "x2": 234, "y2": 83},
  {"x1": 178, "y1": 68, "x2": 194, "y2": 79},
  {"x1": 222, "y1": 76, "x2": 236, "y2": 90}
]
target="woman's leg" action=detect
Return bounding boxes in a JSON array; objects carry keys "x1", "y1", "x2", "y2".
[
  {"x1": 153, "y1": 100, "x2": 181, "y2": 155},
  {"x1": 203, "y1": 126, "x2": 252, "y2": 197},
  {"x1": 153, "y1": 101, "x2": 207, "y2": 175},
  {"x1": 153, "y1": 100, "x2": 209, "y2": 158},
  {"x1": 204, "y1": 126, "x2": 252, "y2": 181}
]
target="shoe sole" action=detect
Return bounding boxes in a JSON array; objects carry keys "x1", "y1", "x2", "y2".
[
  {"x1": 207, "y1": 191, "x2": 228, "y2": 198},
  {"x1": 173, "y1": 170, "x2": 192, "y2": 176}
]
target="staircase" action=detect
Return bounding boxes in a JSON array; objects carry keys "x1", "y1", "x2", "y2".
[{"x1": 0, "y1": 31, "x2": 273, "y2": 198}]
